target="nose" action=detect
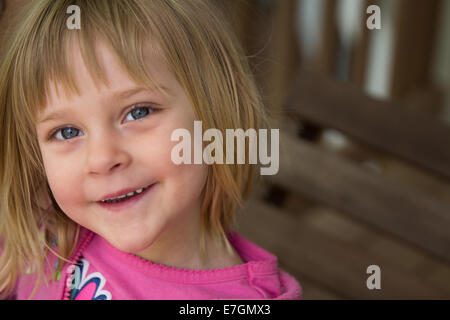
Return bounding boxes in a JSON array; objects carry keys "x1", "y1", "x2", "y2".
[{"x1": 85, "y1": 130, "x2": 132, "y2": 176}]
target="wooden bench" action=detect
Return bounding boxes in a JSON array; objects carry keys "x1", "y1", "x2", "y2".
[{"x1": 236, "y1": 67, "x2": 450, "y2": 299}]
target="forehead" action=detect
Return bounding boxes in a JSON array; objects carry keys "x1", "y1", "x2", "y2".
[{"x1": 43, "y1": 38, "x2": 172, "y2": 111}]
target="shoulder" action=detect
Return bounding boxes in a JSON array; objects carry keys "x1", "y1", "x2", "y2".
[
  {"x1": 226, "y1": 231, "x2": 278, "y2": 264},
  {"x1": 226, "y1": 231, "x2": 302, "y2": 300}
]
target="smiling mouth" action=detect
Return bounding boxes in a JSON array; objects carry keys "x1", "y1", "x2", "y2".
[
  {"x1": 99, "y1": 185, "x2": 152, "y2": 203},
  {"x1": 96, "y1": 183, "x2": 156, "y2": 212}
]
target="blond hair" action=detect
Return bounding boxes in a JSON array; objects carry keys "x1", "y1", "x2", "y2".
[{"x1": 0, "y1": 0, "x2": 269, "y2": 299}]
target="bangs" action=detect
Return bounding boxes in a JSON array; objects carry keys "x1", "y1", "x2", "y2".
[{"x1": 12, "y1": 0, "x2": 169, "y2": 123}]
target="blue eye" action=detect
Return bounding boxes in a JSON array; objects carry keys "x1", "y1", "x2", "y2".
[
  {"x1": 53, "y1": 127, "x2": 83, "y2": 141},
  {"x1": 125, "y1": 106, "x2": 153, "y2": 121},
  {"x1": 49, "y1": 105, "x2": 155, "y2": 141}
]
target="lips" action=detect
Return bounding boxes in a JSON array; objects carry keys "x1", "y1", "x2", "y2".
[
  {"x1": 96, "y1": 183, "x2": 156, "y2": 212},
  {"x1": 97, "y1": 184, "x2": 153, "y2": 202}
]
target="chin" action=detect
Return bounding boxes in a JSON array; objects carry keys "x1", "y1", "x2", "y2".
[{"x1": 106, "y1": 232, "x2": 155, "y2": 255}]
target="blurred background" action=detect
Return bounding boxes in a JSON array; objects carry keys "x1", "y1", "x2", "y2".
[
  {"x1": 1, "y1": 0, "x2": 450, "y2": 299},
  {"x1": 215, "y1": 0, "x2": 450, "y2": 299}
]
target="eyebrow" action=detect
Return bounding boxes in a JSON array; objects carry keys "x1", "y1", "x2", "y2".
[{"x1": 38, "y1": 86, "x2": 165, "y2": 124}]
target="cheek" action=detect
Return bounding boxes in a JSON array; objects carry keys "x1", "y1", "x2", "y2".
[
  {"x1": 40, "y1": 150, "x2": 85, "y2": 213},
  {"x1": 162, "y1": 162, "x2": 208, "y2": 217},
  {"x1": 144, "y1": 139, "x2": 208, "y2": 196},
  {"x1": 170, "y1": 162, "x2": 208, "y2": 193},
  {"x1": 138, "y1": 129, "x2": 208, "y2": 210}
]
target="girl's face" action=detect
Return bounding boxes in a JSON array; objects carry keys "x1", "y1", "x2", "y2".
[{"x1": 36, "y1": 40, "x2": 208, "y2": 259}]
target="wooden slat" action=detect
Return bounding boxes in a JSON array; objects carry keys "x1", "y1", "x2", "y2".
[
  {"x1": 286, "y1": 68, "x2": 450, "y2": 180},
  {"x1": 349, "y1": 0, "x2": 373, "y2": 87},
  {"x1": 390, "y1": 0, "x2": 442, "y2": 99},
  {"x1": 314, "y1": 0, "x2": 338, "y2": 75},
  {"x1": 268, "y1": 0, "x2": 301, "y2": 121},
  {"x1": 293, "y1": 276, "x2": 343, "y2": 300},
  {"x1": 236, "y1": 199, "x2": 450, "y2": 299},
  {"x1": 300, "y1": 206, "x2": 440, "y2": 276},
  {"x1": 267, "y1": 134, "x2": 450, "y2": 262},
  {"x1": 220, "y1": 0, "x2": 257, "y2": 54}
]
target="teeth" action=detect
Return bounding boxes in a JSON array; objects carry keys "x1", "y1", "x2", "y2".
[{"x1": 101, "y1": 185, "x2": 149, "y2": 203}]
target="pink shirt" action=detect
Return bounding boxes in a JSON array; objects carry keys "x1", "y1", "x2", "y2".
[{"x1": 12, "y1": 228, "x2": 302, "y2": 300}]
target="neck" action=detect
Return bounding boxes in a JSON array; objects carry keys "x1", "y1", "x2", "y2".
[{"x1": 133, "y1": 201, "x2": 239, "y2": 270}]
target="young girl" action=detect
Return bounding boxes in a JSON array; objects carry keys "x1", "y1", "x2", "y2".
[{"x1": 0, "y1": 0, "x2": 301, "y2": 300}]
